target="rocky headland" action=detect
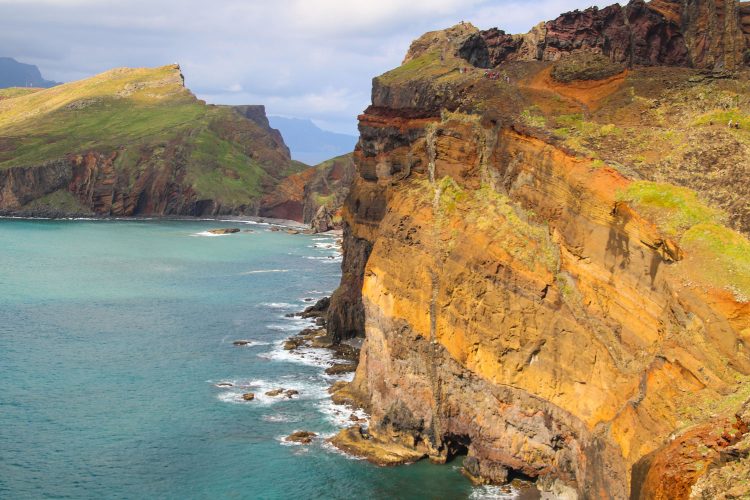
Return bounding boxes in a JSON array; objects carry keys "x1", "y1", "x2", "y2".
[
  {"x1": 0, "y1": 66, "x2": 354, "y2": 228},
  {"x1": 324, "y1": 0, "x2": 750, "y2": 498}
]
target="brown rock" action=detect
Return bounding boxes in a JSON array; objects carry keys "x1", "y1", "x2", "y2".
[
  {"x1": 285, "y1": 389, "x2": 299, "y2": 398},
  {"x1": 285, "y1": 431, "x2": 317, "y2": 444},
  {"x1": 265, "y1": 388, "x2": 285, "y2": 397},
  {"x1": 457, "y1": 0, "x2": 749, "y2": 72},
  {"x1": 232, "y1": 340, "x2": 252, "y2": 346},
  {"x1": 283, "y1": 338, "x2": 304, "y2": 350},
  {"x1": 329, "y1": 426, "x2": 427, "y2": 466},
  {"x1": 324, "y1": 14, "x2": 750, "y2": 494},
  {"x1": 325, "y1": 363, "x2": 357, "y2": 375},
  {"x1": 311, "y1": 205, "x2": 334, "y2": 233},
  {"x1": 242, "y1": 393, "x2": 255, "y2": 401},
  {"x1": 301, "y1": 296, "x2": 330, "y2": 318}
]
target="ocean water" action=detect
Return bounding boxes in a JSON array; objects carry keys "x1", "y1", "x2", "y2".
[{"x1": 0, "y1": 219, "x2": 516, "y2": 500}]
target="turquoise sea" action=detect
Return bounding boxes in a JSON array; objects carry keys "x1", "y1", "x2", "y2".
[{"x1": 0, "y1": 219, "x2": 514, "y2": 499}]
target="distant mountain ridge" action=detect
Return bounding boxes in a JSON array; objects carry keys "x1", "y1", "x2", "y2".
[
  {"x1": 0, "y1": 57, "x2": 59, "y2": 88},
  {"x1": 268, "y1": 116, "x2": 357, "y2": 165}
]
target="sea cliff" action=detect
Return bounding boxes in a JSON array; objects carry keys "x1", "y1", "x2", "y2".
[{"x1": 328, "y1": 1, "x2": 750, "y2": 497}]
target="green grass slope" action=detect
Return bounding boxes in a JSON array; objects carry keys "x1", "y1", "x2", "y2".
[{"x1": 0, "y1": 65, "x2": 303, "y2": 214}]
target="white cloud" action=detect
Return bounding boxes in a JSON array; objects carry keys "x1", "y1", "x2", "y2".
[{"x1": 0, "y1": 0, "x2": 616, "y2": 134}]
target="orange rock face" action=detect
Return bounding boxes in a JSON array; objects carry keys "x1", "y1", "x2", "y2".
[
  {"x1": 259, "y1": 154, "x2": 354, "y2": 224},
  {"x1": 328, "y1": 7, "x2": 750, "y2": 496}
]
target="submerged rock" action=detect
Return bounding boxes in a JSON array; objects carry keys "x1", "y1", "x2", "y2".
[
  {"x1": 207, "y1": 228, "x2": 240, "y2": 235},
  {"x1": 232, "y1": 340, "x2": 252, "y2": 346}
]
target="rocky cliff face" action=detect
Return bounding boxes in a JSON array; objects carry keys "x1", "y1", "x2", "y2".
[
  {"x1": 259, "y1": 153, "x2": 355, "y2": 226},
  {"x1": 458, "y1": 0, "x2": 750, "y2": 72},
  {"x1": 328, "y1": 1, "x2": 750, "y2": 497},
  {"x1": 0, "y1": 65, "x2": 302, "y2": 217}
]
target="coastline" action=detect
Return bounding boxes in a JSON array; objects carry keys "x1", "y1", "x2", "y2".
[{"x1": 0, "y1": 213, "x2": 313, "y2": 229}]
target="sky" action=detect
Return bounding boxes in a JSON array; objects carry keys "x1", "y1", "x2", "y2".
[{"x1": 0, "y1": 0, "x2": 613, "y2": 135}]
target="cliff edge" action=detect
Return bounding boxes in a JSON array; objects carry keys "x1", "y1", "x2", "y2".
[{"x1": 328, "y1": 1, "x2": 750, "y2": 497}]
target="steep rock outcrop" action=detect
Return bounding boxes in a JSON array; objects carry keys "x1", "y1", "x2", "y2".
[
  {"x1": 328, "y1": 3, "x2": 750, "y2": 497},
  {"x1": 458, "y1": 0, "x2": 750, "y2": 71},
  {"x1": 259, "y1": 153, "x2": 355, "y2": 225},
  {"x1": 232, "y1": 104, "x2": 290, "y2": 158}
]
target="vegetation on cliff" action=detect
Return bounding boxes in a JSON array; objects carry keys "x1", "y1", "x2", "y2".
[
  {"x1": 259, "y1": 153, "x2": 354, "y2": 225},
  {"x1": 0, "y1": 65, "x2": 303, "y2": 216},
  {"x1": 328, "y1": 1, "x2": 750, "y2": 497}
]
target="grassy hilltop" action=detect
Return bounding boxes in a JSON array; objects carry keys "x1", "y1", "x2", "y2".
[{"x1": 0, "y1": 65, "x2": 305, "y2": 215}]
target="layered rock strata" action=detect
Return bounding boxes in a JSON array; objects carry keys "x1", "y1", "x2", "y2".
[
  {"x1": 328, "y1": 1, "x2": 750, "y2": 497},
  {"x1": 457, "y1": 0, "x2": 750, "y2": 72}
]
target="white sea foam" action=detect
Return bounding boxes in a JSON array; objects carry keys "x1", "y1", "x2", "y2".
[
  {"x1": 305, "y1": 256, "x2": 342, "y2": 263},
  {"x1": 239, "y1": 269, "x2": 290, "y2": 275},
  {"x1": 215, "y1": 376, "x2": 327, "y2": 406},
  {"x1": 216, "y1": 219, "x2": 266, "y2": 226},
  {"x1": 226, "y1": 339, "x2": 271, "y2": 347},
  {"x1": 469, "y1": 485, "x2": 520, "y2": 499},
  {"x1": 261, "y1": 413, "x2": 300, "y2": 423},
  {"x1": 261, "y1": 302, "x2": 297, "y2": 309},
  {"x1": 320, "y1": 440, "x2": 366, "y2": 461},
  {"x1": 191, "y1": 231, "x2": 232, "y2": 238},
  {"x1": 317, "y1": 398, "x2": 369, "y2": 428},
  {"x1": 259, "y1": 343, "x2": 338, "y2": 369},
  {"x1": 266, "y1": 323, "x2": 308, "y2": 332}
]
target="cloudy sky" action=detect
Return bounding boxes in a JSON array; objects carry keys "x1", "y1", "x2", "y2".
[{"x1": 1, "y1": 0, "x2": 612, "y2": 134}]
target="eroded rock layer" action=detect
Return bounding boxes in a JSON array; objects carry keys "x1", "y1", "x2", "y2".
[
  {"x1": 457, "y1": 0, "x2": 750, "y2": 71},
  {"x1": 329, "y1": 1, "x2": 750, "y2": 497}
]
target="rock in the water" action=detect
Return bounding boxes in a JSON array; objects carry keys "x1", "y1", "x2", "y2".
[
  {"x1": 325, "y1": 363, "x2": 356, "y2": 375},
  {"x1": 311, "y1": 205, "x2": 334, "y2": 233},
  {"x1": 208, "y1": 228, "x2": 240, "y2": 235},
  {"x1": 265, "y1": 388, "x2": 285, "y2": 397},
  {"x1": 232, "y1": 340, "x2": 252, "y2": 346},
  {"x1": 283, "y1": 338, "x2": 304, "y2": 350},
  {"x1": 462, "y1": 456, "x2": 509, "y2": 485},
  {"x1": 285, "y1": 389, "x2": 299, "y2": 398},
  {"x1": 329, "y1": 426, "x2": 427, "y2": 466},
  {"x1": 215, "y1": 382, "x2": 234, "y2": 388},
  {"x1": 242, "y1": 393, "x2": 255, "y2": 401},
  {"x1": 285, "y1": 430, "x2": 317, "y2": 444},
  {"x1": 301, "y1": 296, "x2": 330, "y2": 318}
]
